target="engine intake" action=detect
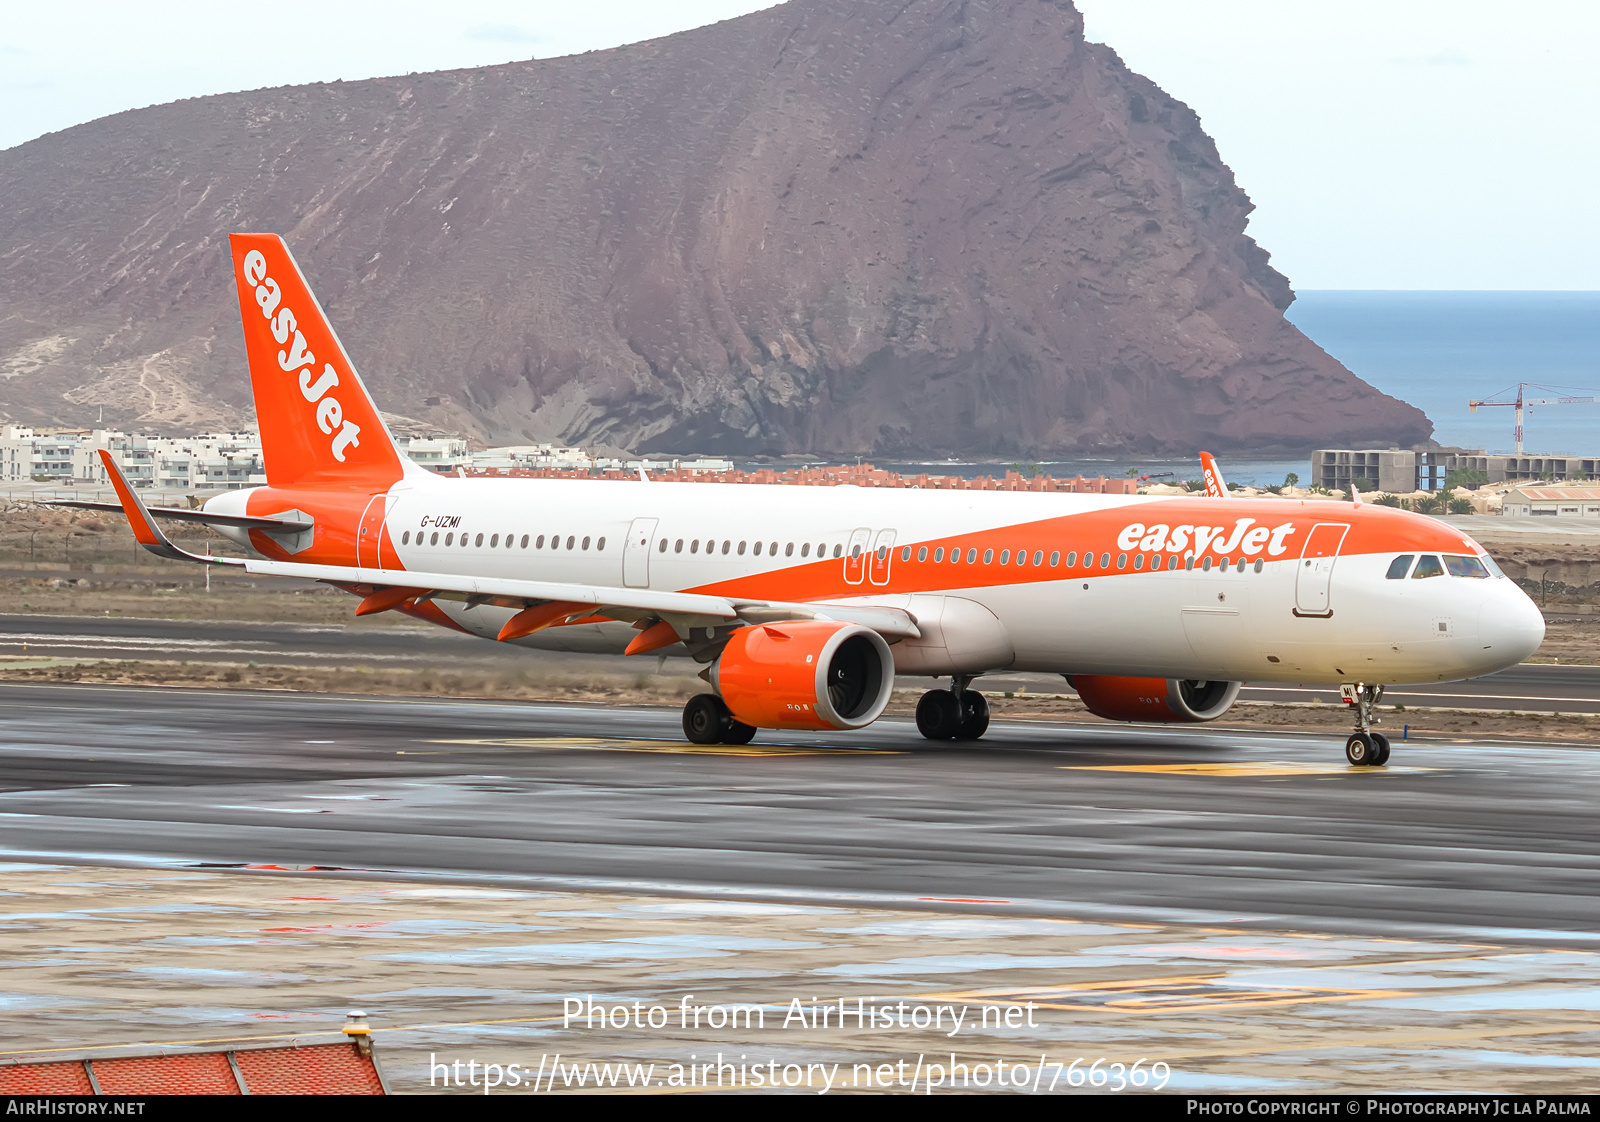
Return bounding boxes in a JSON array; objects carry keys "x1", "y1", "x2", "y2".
[
  {"x1": 1070, "y1": 676, "x2": 1242, "y2": 723},
  {"x1": 711, "y1": 621, "x2": 894, "y2": 731}
]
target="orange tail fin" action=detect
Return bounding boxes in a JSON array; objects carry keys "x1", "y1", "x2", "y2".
[
  {"x1": 228, "y1": 234, "x2": 405, "y2": 487},
  {"x1": 1198, "y1": 451, "x2": 1230, "y2": 499}
]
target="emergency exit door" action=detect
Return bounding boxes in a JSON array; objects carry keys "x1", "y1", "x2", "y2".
[{"x1": 623, "y1": 517, "x2": 658, "y2": 588}]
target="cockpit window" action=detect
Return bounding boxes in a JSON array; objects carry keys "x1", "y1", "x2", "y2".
[
  {"x1": 1385, "y1": 555, "x2": 1414, "y2": 580},
  {"x1": 1480, "y1": 554, "x2": 1506, "y2": 578},
  {"x1": 1411, "y1": 554, "x2": 1445, "y2": 579},
  {"x1": 1444, "y1": 554, "x2": 1490, "y2": 579}
]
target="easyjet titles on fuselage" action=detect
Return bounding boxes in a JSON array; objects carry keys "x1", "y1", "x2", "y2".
[{"x1": 1115, "y1": 517, "x2": 1297, "y2": 559}]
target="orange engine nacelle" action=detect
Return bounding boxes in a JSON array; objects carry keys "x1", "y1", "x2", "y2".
[
  {"x1": 1070, "y1": 676, "x2": 1242, "y2": 723},
  {"x1": 710, "y1": 621, "x2": 894, "y2": 732}
]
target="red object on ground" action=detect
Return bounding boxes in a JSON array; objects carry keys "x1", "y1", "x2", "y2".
[{"x1": 0, "y1": 1038, "x2": 387, "y2": 1095}]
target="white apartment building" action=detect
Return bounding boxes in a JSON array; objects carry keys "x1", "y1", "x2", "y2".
[
  {"x1": 2, "y1": 427, "x2": 263, "y2": 490},
  {"x1": 3, "y1": 426, "x2": 687, "y2": 489}
]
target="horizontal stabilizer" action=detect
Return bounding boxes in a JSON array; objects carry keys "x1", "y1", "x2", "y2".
[
  {"x1": 46, "y1": 499, "x2": 306, "y2": 532},
  {"x1": 91, "y1": 452, "x2": 244, "y2": 567}
]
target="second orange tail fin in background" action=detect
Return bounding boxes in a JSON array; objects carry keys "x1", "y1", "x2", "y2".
[{"x1": 228, "y1": 234, "x2": 405, "y2": 488}]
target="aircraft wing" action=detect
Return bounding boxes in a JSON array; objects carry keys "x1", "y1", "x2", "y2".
[
  {"x1": 240, "y1": 557, "x2": 921, "y2": 640},
  {"x1": 88, "y1": 450, "x2": 919, "y2": 640},
  {"x1": 46, "y1": 498, "x2": 304, "y2": 532}
]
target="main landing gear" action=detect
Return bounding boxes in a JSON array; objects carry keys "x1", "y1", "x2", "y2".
[
  {"x1": 1342, "y1": 682, "x2": 1391, "y2": 767},
  {"x1": 916, "y1": 677, "x2": 990, "y2": 741},
  {"x1": 682, "y1": 694, "x2": 757, "y2": 746}
]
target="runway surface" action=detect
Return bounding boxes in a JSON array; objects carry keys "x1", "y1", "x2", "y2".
[
  {"x1": 4, "y1": 612, "x2": 1598, "y2": 713},
  {"x1": 1, "y1": 681, "x2": 1596, "y2": 940}
]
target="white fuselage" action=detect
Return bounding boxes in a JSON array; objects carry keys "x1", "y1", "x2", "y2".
[{"x1": 209, "y1": 473, "x2": 1546, "y2": 686}]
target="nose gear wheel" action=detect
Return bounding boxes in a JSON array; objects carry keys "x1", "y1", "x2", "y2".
[{"x1": 1343, "y1": 683, "x2": 1389, "y2": 766}]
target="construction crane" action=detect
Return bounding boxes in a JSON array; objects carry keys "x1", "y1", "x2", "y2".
[{"x1": 1468, "y1": 382, "x2": 1598, "y2": 454}]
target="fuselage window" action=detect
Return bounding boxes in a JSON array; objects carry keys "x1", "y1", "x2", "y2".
[
  {"x1": 475, "y1": 533, "x2": 484, "y2": 547},
  {"x1": 769, "y1": 541, "x2": 778, "y2": 555},
  {"x1": 561, "y1": 535, "x2": 571, "y2": 549},
  {"x1": 1445, "y1": 555, "x2": 1490, "y2": 579},
  {"x1": 402, "y1": 531, "x2": 411, "y2": 544},
  {"x1": 832, "y1": 544, "x2": 842, "y2": 558},
  {"x1": 1082, "y1": 552, "x2": 1093, "y2": 569},
  {"x1": 1219, "y1": 556, "x2": 1229, "y2": 569},
  {"x1": 675, "y1": 539, "x2": 684, "y2": 553},
  {"x1": 851, "y1": 544, "x2": 862, "y2": 558},
  {"x1": 966, "y1": 548, "x2": 977, "y2": 564},
  {"x1": 918, "y1": 547, "x2": 929, "y2": 562},
  {"x1": 596, "y1": 537, "x2": 605, "y2": 551},
  {"x1": 951, "y1": 548, "x2": 961, "y2": 564},
  {"x1": 1099, "y1": 552, "x2": 1111, "y2": 568},
  {"x1": 753, "y1": 542, "x2": 762, "y2": 556},
  {"x1": 877, "y1": 545, "x2": 888, "y2": 561},
  {"x1": 1132, "y1": 553, "x2": 1143, "y2": 570},
  {"x1": 536, "y1": 535, "x2": 545, "y2": 548},
  {"x1": 1386, "y1": 555, "x2": 1414, "y2": 579},
  {"x1": 1254, "y1": 558, "x2": 1264, "y2": 573},
  {"x1": 934, "y1": 547, "x2": 945, "y2": 562},
  {"x1": 722, "y1": 541, "x2": 731, "y2": 555},
  {"x1": 1052, "y1": 551, "x2": 1062, "y2": 566},
  {"x1": 521, "y1": 534, "x2": 529, "y2": 548},
  {"x1": 1202, "y1": 556, "x2": 1213, "y2": 571},
  {"x1": 786, "y1": 543, "x2": 795, "y2": 557},
  {"x1": 659, "y1": 538, "x2": 668, "y2": 553},
  {"x1": 800, "y1": 543, "x2": 810, "y2": 557},
  {"x1": 738, "y1": 541, "x2": 747, "y2": 555},
  {"x1": 901, "y1": 546, "x2": 911, "y2": 562},
  {"x1": 1117, "y1": 553, "x2": 1127, "y2": 569},
  {"x1": 506, "y1": 535, "x2": 514, "y2": 548},
  {"x1": 1033, "y1": 550, "x2": 1043, "y2": 567},
  {"x1": 1412, "y1": 555, "x2": 1445, "y2": 579},
  {"x1": 999, "y1": 550, "x2": 1010, "y2": 565},
  {"x1": 445, "y1": 532, "x2": 454, "y2": 546},
  {"x1": 984, "y1": 549, "x2": 994, "y2": 565},
  {"x1": 430, "y1": 532, "x2": 439, "y2": 545},
  {"x1": 1017, "y1": 551, "x2": 1027, "y2": 566},
  {"x1": 582, "y1": 536, "x2": 591, "y2": 550},
  {"x1": 1235, "y1": 558, "x2": 1246, "y2": 573},
  {"x1": 490, "y1": 534, "x2": 499, "y2": 547},
  {"x1": 691, "y1": 540, "x2": 700, "y2": 554},
  {"x1": 462, "y1": 534, "x2": 470, "y2": 548}
]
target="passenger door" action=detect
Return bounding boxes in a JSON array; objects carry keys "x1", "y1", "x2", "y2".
[
  {"x1": 356, "y1": 493, "x2": 390, "y2": 569},
  {"x1": 623, "y1": 517, "x2": 658, "y2": 588},
  {"x1": 1295, "y1": 523, "x2": 1350, "y2": 616}
]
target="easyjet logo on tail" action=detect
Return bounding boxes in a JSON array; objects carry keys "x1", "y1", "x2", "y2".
[{"x1": 240, "y1": 249, "x2": 362, "y2": 462}]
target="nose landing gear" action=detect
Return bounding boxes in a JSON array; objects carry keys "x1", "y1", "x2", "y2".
[
  {"x1": 1341, "y1": 682, "x2": 1391, "y2": 767},
  {"x1": 916, "y1": 676, "x2": 990, "y2": 741}
]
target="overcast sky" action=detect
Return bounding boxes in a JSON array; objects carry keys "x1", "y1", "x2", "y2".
[{"x1": 2, "y1": 0, "x2": 1594, "y2": 290}]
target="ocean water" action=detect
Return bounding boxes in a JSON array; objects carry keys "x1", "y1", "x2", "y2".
[
  {"x1": 1288, "y1": 291, "x2": 1600, "y2": 457},
  {"x1": 755, "y1": 292, "x2": 1600, "y2": 488}
]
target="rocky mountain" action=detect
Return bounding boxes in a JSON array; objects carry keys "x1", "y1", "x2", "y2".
[{"x1": 0, "y1": 0, "x2": 1431, "y2": 456}]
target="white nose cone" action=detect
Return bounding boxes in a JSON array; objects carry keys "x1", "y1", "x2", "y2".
[{"x1": 1478, "y1": 587, "x2": 1545, "y2": 669}]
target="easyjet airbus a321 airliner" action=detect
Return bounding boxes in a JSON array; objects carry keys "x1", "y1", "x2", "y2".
[{"x1": 74, "y1": 235, "x2": 1545, "y2": 766}]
